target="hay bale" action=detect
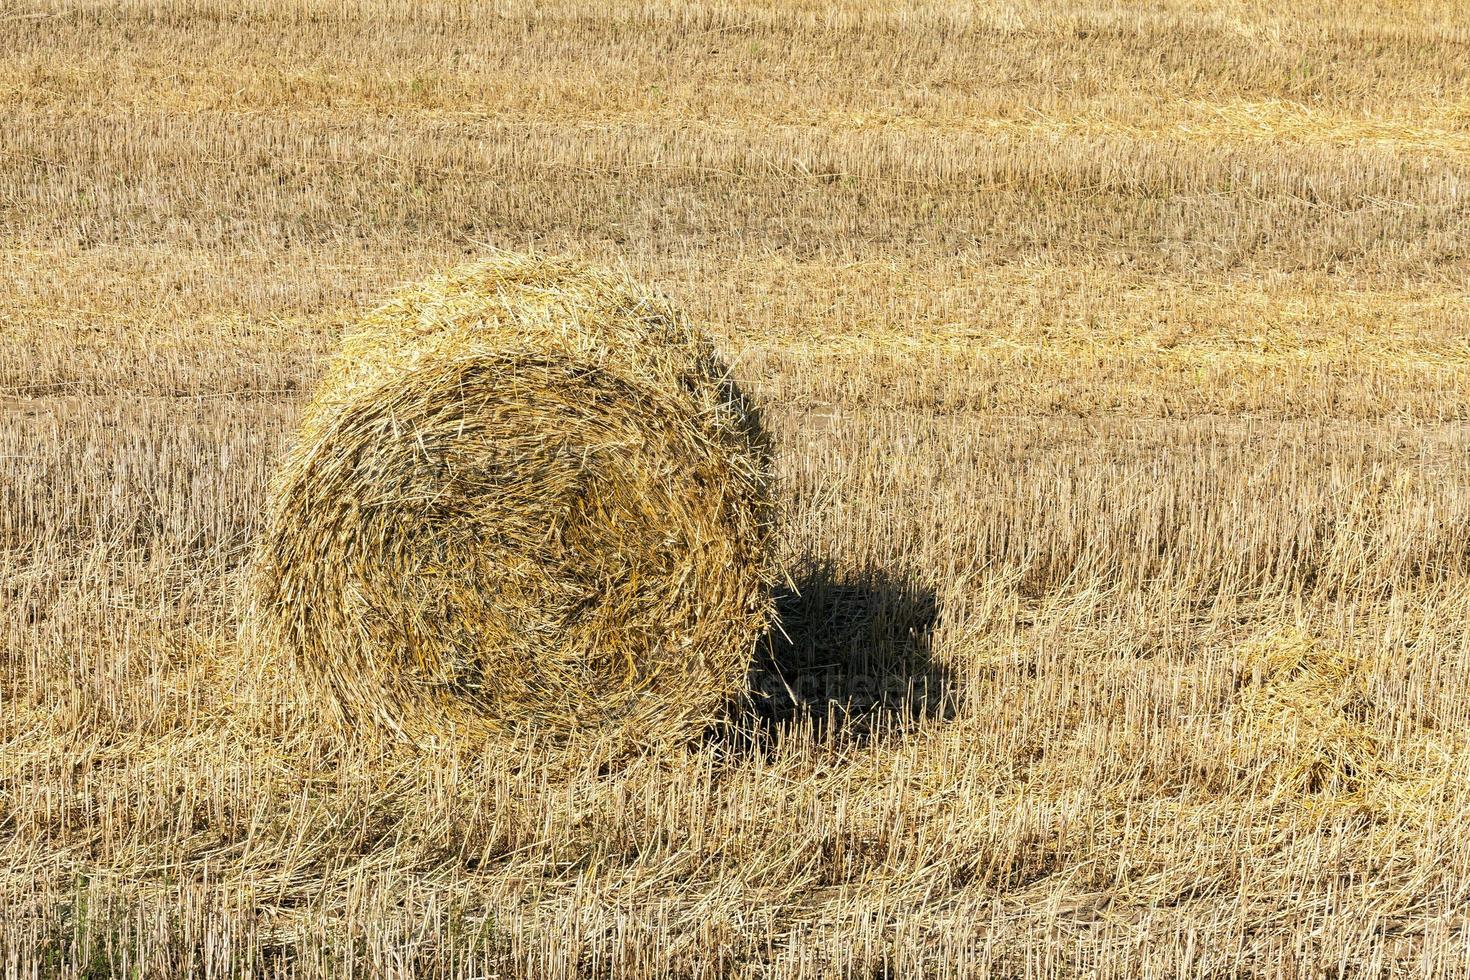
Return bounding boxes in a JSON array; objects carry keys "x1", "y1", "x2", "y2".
[{"x1": 246, "y1": 254, "x2": 775, "y2": 742}]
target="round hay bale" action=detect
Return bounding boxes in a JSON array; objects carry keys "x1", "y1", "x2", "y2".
[{"x1": 246, "y1": 254, "x2": 775, "y2": 742}]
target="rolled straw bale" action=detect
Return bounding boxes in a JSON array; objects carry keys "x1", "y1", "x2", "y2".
[{"x1": 247, "y1": 254, "x2": 775, "y2": 741}]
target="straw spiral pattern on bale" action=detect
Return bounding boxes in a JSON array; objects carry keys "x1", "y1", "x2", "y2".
[{"x1": 247, "y1": 255, "x2": 775, "y2": 741}]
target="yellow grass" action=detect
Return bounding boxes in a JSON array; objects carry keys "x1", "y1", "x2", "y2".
[{"x1": 5, "y1": 0, "x2": 1470, "y2": 976}]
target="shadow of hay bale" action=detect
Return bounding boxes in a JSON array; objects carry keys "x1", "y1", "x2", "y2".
[{"x1": 715, "y1": 560, "x2": 952, "y2": 750}]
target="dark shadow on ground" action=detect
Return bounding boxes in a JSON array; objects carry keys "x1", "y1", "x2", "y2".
[{"x1": 711, "y1": 560, "x2": 953, "y2": 753}]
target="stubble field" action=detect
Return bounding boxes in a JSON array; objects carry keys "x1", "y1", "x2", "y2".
[{"x1": 4, "y1": 1, "x2": 1470, "y2": 976}]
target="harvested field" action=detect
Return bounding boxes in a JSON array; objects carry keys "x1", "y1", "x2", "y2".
[{"x1": 4, "y1": 1, "x2": 1470, "y2": 977}]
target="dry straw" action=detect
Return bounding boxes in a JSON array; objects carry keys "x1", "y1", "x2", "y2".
[{"x1": 246, "y1": 253, "x2": 776, "y2": 743}]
